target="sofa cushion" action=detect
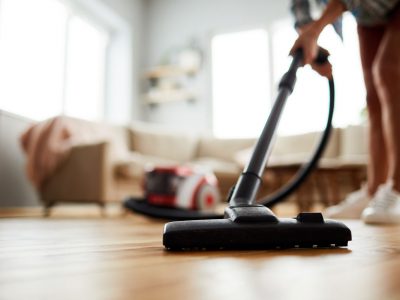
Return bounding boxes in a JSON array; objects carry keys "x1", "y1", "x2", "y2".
[
  {"x1": 234, "y1": 129, "x2": 341, "y2": 167},
  {"x1": 197, "y1": 137, "x2": 256, "y2": 163},
  {"x1": 339, "y1": 125, "x2": 368, "y2": 159},
  {"x1": 189, "y1": 157, "x2": 241, "y2": 175},
  {"x1": 129, "y1": 122, "x2": 199, "y2": 163},
  {"x1": 114, "y1": 151, "x2": 180, "y2": 180},
  {"x1": 271, "y1": 128, "x2": 340, "y2": 159},
  {"x1": 96, "y1": 123, "x2": 131, "y2": 161}
]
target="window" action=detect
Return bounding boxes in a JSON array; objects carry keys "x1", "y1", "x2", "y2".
[
  {"x1": 64, "y1": 16, "x2": 108, "y2": 121},
  {"x1": 211, "y1": 29, "x2": 270, "y2": 138},
  {"x1": 272, "y1": 14, "x2": 365, "y2": 136},
  {"x1": 0, "y1": 0, "x2": 109, "y2": 121},
  {"x1": 211, "y1": 15, "x2": 365, "y2": 137}
]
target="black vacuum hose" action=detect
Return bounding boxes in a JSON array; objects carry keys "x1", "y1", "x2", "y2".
[{"x1": 259, "y1": 77, "x2": 335, "y2": 208}]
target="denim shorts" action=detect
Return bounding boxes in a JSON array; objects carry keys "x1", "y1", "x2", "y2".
[{"x1": 347, "y1": 0, "x2": 400, "y2": 26}]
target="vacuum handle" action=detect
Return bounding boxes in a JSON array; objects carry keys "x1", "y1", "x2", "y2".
[
  {"x1": 278, "y1": 48, "x2": 328, "y2": 93},
  {"x1": 315, "y1": 48, "x2": 329, "y2": 64},
  {"x1": 293, "y1": 47, "x2": 329, "y2": 67},
  {"x1": 229, "y1": 48, "x2": 329, "y2": 207}
]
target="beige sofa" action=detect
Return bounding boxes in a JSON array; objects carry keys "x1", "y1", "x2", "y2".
[
  {"x1": 41, "y1": 122, "x2": 257, "y2": 213},
  {"x1": 255, "y1": 125, "x2": 368, "y2": 208},
  {"x1": 40, "y1": 121, "x2": 368, "y2": 214}
]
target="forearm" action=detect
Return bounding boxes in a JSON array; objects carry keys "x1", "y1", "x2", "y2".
[{"x1": 312, "y1": 0, "x2": 347, "y2": 35}]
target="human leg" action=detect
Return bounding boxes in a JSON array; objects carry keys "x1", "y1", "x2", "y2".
[
  {"x1": 358, "y1": 25, "x2": 387, "y2": 195},
  {"x1": 371, "y1": 8, "x2": 400, "y2": 192},
  {"x1": 362, "y1": 6, "x2": 400, "y2": 223},
  {"x1": 323, "y1": 26, "x2": 385, "y2": 219}
]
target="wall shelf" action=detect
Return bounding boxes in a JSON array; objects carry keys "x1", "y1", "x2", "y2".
[
  {"x1": 145, "y1": 65, "x2": 196, "y2": 79},
  {"x1": 143, "y1": 65, "x2": 198, "y2": 106},
  {"x1": 143, "y1": 89, "x2": 196, "y2": 105}
]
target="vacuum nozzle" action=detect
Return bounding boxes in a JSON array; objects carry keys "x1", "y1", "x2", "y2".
[{"x1": 163, "y1": 207, "x2": 351, "y2": 250}]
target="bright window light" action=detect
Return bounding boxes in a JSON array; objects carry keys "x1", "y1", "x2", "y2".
[
  {"x1": 0, "y1": 0, "x2": 109, "y2": 122},
  {"x1": 212, "y1": 29, "x2": 270, "y2": 138},
  {"x1": 0, "y1": 0, "x2": 67, "y2": 120},
  {"x1": 64, "y1": 16, "x2": 108, "y2": 121},
  {"x1": 272, "y1": 14, "x2": 365, "y2": 135}
]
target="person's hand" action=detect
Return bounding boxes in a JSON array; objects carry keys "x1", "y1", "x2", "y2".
[
  {"x1": 290, "y1": 22, "x2": 332, "y2": 78},
  {"x1": 309, "y1": 46, "x2": 332, "y2": 79}
]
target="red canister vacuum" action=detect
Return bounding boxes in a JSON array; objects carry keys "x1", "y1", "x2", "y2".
[
  {"x1": 145, "y1": 166, "x2": 220, "y2": 211},
  {"x1": 124, "y1": 166, "x2": 221, "y2": 220}
]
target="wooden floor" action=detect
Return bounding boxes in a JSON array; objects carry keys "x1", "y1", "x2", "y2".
[{"x1": 1, "y1": 208, "x2": 400, "y2": 300}]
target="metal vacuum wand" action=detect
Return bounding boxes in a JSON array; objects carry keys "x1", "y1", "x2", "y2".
[{"x1": 229, "y1": 51, "x2": 304, "y2": 207}]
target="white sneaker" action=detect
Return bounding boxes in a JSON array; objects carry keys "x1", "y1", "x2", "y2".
[
  {"x1": 324, "y1": 185, "x2": 370, "y2": 219},
  {"x1": 362, "y1": 181, "x2": 400, "y2": 224}
]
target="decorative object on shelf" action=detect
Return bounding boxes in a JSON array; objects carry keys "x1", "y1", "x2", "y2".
[
  {"x1": 177, "y1": 47, "x2": 202, "y2": 75},
  {"x1": 143, "y1": 39, "x2": 203, "y2": 106}
]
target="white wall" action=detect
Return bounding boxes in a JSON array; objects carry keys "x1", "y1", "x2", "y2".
[
  {"x1": 141, "y1": 0, "x2": 291, "y2": 134},
  {"x1": 0, "y1": 110, "x2": 39, "y2": 207}
]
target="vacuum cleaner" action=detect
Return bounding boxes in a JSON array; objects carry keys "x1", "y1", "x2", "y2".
[
  {"x1": 124, "y1": 49, "x2": 351, "y2": 250},
  {"x1": 138, "y1": 166, "x2": 219, "y2": 211},
  {"x1": 125, "y1": 50, "x2": 335, "y2": 220},
  {"x1": 125, "y1": 48, "x2": 352, "y2": 250}
]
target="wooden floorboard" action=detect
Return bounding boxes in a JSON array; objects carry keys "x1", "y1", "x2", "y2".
[{"x1": 1, "y1": 211, "x2": 400, "y2": 300}]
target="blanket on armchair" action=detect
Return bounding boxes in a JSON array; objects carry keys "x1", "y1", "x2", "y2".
[{"x1": 20, "y1": 116, "x2": 117, "y2": 190}]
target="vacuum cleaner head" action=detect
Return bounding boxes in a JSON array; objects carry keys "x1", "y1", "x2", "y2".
[{"x1": 163, "y1": 206, "x2": 352, "y2": 250}]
